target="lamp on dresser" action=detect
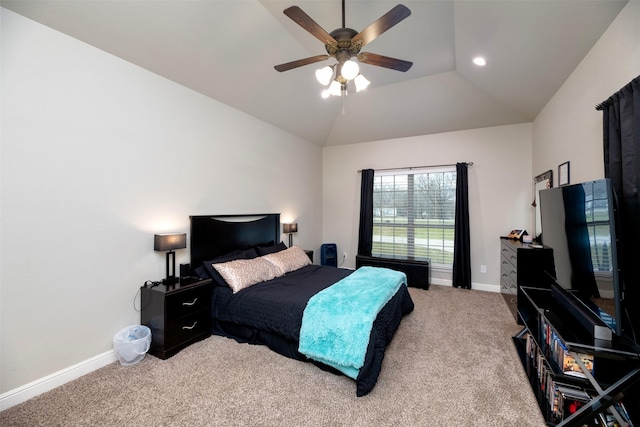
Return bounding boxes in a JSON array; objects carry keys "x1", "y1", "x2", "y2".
[
  {"x1": 154, "y1": 233, "x2": 186, "y2": 285},
  {"x1": 283, "y1": 223, "x2": 298, "y2": 247}
]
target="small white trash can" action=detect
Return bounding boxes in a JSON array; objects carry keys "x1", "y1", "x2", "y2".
[{"x1": 113, "y1": 325, "x2": 151, "y2": 366}]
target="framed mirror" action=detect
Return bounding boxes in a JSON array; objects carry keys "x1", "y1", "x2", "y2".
[{"x1": 533, "y1": 170, "x2": 553, "y2": 240}]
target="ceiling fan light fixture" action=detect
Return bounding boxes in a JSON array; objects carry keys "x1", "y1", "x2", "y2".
[
  {"x1": 276, "y1": 2, "x2": 412, "y2": 100},
  {"x1": 341, "y1": 59, "x2": 359, "y2": 80},
  {"x1": 315, "y1": 65, "x2": 334, "y2": 85},
  {"x1": 328, "y1": 80, "x2": 342, "y2": 97},
  {"x1": 321, "y1": 89, "x2": 331, "y2": 99},
  {"x1": 354, "y1": 74, "x2": 370, "y2": 92}
]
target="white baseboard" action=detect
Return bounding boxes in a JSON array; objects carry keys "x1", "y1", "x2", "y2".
[
  {"x1": 472, "y1": 282, "x2": 501, "y2": 293},
  {"x1": 430, "y1": 277, "x2": 452, "y2": 287},
  {"x1": 430, "y1": 277, "x2": 500, "y2": 293},
  {"x1": 0, "y1": 350, "x2": 117, "y2": 411}
]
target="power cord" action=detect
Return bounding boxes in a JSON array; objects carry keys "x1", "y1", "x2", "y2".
[
  {"x1": 143, "y1": 280, "x2": 161, "y2": 288},
  {"x1": 134, "y1": 280, "x2": 162, "y2": 312}
]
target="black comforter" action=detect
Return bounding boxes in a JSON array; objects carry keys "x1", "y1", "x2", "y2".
[{"x1": 210, "y1": 264, "x2": 414, "y2": 396}]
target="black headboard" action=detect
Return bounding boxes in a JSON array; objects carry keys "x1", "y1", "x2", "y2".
[{"x1": 190, "y1": 214, "x2": 280, "y2": 270}]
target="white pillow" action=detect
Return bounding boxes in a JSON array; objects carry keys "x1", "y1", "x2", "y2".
[
  {"x1": 212, "y1": 257, "x2": 281, "y2": 293},
  {"x1": 262, "y1": 246, "x2": 311, "y2": 275}
]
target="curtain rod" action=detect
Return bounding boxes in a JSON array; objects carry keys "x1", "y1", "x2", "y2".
[
  {"x1": 595, "y1": 75, "x2": 640, "y2": 110},
  {"x1": 357, "y1": 162, "x2": 473, "y2": 173}
]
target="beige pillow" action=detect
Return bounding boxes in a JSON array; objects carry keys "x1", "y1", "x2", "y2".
[
  {"x1": 262, "y1": 246, "x2": 311, "y2": 275},
  {"x1": 212, "y1": 257, "x2": 281, "y2": 293}
]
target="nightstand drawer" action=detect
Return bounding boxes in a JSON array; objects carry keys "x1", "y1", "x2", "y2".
[
  {"x1": 164, "y1": 311, "x2": 210, "y2": 348},
  {"x1": 165, "y1": 285, "x2": 211, "y2": 321}
]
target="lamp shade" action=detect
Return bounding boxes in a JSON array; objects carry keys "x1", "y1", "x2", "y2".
[
  {"x1": 154, "y1": 233, "x2": 187, "y2": 251},
  {"x1": 283, "y1": 223, "x2": 298, "y2": 234}
]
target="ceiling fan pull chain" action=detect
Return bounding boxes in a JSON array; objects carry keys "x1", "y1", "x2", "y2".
[{"x1": 341, "y1": 92, "x2": 347, "y2": 116}]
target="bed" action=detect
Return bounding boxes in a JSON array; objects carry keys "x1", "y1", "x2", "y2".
[{"x1": 190, "y1": 214, "x2": 415, "y2": 396}]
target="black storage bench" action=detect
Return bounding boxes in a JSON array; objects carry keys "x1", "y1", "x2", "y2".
[{"x1": 355, "y1": 255, "x2": 430, "y2": 290}]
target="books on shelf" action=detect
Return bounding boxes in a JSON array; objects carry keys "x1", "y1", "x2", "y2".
[
  {"x1": 562, "y1": 352, "x2": 594, "y2": 378},
  {"x1": 516, "y1": 289, "x2": 639, "y2": 427},
  {"x1": 598, "y1": 401, "x2": 634, "y2": 427},
  {"x1": 554, "y1": 383, "x2": 591, "y2": 422},
  {"x1": 548, "y1": 328, "x2": 595, "y2": 378},
  {"x1": 522, "y1": 329, "x2": 600, "y2": 424}
]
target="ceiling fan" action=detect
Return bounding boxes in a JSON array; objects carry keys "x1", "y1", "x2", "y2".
[{"x1": 274, "y1": 0, "x2": 413, "y2": 97}]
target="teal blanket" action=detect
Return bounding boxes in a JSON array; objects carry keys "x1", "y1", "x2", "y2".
[{"x1": 298, "y1": 266, "x2": 407, "y2": 379}]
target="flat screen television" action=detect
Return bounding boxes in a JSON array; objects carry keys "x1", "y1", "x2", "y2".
[{"x1": 539, "y1": 178, "x2": 624, "y2": 337}]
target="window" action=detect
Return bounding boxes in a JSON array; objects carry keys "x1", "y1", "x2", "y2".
[
  {"x1": 372, "y1": 167, "x2": 457, "y2": 267},
  {"x1": 583, "y1": 181, "x2": 612, "y2": 274}
]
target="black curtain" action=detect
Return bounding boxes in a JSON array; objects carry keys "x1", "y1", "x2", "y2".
[
  {"x1": 357, "y1": 169, "x2": 374, "y2": 256},
  {"x1": 598, "y1": 75, "x2": 640, "y2": 339},
  {"x1": 452, "y1": 162, "x2": 471, "y2": 289}
]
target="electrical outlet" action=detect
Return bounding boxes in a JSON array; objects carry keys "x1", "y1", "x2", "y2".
[
  {"x1": 343, "y1": 252, "x2": 347, "y2": 260},
  {"x1": 480, "y1": 265, "x2": 487, "y2": 273}
]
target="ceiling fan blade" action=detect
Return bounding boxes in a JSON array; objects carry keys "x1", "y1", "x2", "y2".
[
  {"x1": 357, "y1": 52, "x2": 413, "y2": 72},
  {"x1": 274, "y1": 55, "x2": 331, "y2": 72},
  {"x1": 283, "y1": 6, "x2": 338, "y2": 46},
  {"x1": 351, "y1": 4, "x2": 411, "y2": 48}
]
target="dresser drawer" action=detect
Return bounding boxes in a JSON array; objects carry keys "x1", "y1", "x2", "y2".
[
  {"x1": 501, "y1": 242, "x2": 517, "y2": 265},
  {"x1": 500, "y1": 274, "x2": 510, "y2": 292},
  {"x1": 501, "y1": 271, "x2": 516, "y2": 293},
  {"x1": 501, "y1": 242, "x2": 517, "y2": 294},
  {"x1": 506, "y1": 263, "x2": 517, "y2": 288},
  {"x1": 165, "y1": 284, "x2": 211, "y2": 321}
]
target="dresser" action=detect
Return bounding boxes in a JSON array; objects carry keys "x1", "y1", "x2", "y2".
[
  {"x1": 141, "y1": 277, "x2": 212, "y2": 359},
  {"x1": 500, "y1": 238, "x2": 554, "y2": 322}
]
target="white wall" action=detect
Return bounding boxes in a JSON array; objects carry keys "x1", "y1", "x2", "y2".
[
  {"x1": 0, "y1": 8, "x2": 322, "y2": 395},
  {"x1": 533, "y1": 1, "x2": 640, "y2": 182},
  {"x1": 322, "y1": 123, "x2": 534, "y2": 290}
]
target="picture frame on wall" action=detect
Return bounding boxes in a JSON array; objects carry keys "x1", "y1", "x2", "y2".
[
  {"x1": 533, "y1": 169, "x2": 553, "y2": 239},
  {"x1": 558, "y1": 161, "x2": 570, "y2": 186}
]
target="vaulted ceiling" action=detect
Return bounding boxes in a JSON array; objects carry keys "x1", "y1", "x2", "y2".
[{"x1": 2, "y1": 0, "x2": 628, "y2": 146}]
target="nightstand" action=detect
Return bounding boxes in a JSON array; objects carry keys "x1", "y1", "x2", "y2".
[{"x1": 140, "y1": 277, "x2": 212, "y2": 359}]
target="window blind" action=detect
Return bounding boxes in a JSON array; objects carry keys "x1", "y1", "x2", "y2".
[{"x1": 372, "y1": 167, "x2": 456, "y2": 266}]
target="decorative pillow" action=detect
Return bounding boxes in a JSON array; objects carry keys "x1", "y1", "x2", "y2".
[
  {"x1": 203, "y1": 249, "x2": 257, "y2": 287},
  {"x1": 243, "y1": 248, "x2": 259, "y2": 259},
  {"x1": 212, "y1": 257, "x2": 281, "y2": 293},
  {"x1": 193, "y1": 265, "x2": 208, "y2": 279},
  {"x1": 262, "y1": 246, "x2": 311, "y2": 276},
  {"x1": 255, "y1": 241, "x2": 288, "y2": 256}
]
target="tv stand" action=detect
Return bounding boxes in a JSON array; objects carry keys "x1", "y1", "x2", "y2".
[
  {"x1": 514, "y1": 287, "x2": 640, "y2": 426},
  {"x1": 550, "y1": 283, "x2": 612, "y2": 341}
]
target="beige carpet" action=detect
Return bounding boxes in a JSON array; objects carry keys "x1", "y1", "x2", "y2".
[{"x1": 1, "y1": 286, "x2": 546, "y2": 426}]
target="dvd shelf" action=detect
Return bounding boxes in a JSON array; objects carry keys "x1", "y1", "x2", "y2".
[{"x1": 515, "y1": 287, "x2": 640, "y2": 426}]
